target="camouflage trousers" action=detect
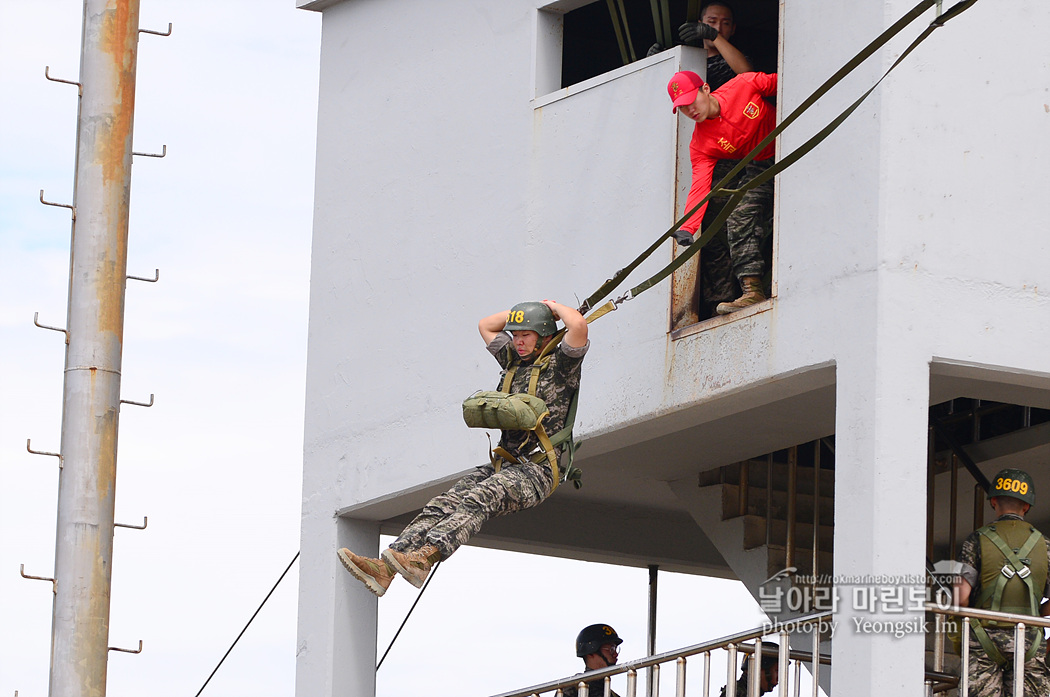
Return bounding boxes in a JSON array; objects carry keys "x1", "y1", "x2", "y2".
[
  {"x1": 389, "y1": 460, "x2": 554, "y2": 560},
  {"x1": 724, "y1": 157, "x2": 774, "y2": 280},
  {"x1": 967, "y1": 628, "x2": 1050, "y2": 697},
  {"x1": 697, "y1": 159, "x2": 740, "y2": 317}
]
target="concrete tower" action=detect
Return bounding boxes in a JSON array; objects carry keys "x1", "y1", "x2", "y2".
[{"x1": 295, "y1": 1, "x2": 1050, "y2": 695}]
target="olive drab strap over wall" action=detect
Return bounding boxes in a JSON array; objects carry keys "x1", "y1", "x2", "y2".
[
  {"x1": 574, "y1": 0, "x2": 980, "y2": 318},
  {"x1": 969, "y1": 524, "x2": 1047, "y2": 665}
]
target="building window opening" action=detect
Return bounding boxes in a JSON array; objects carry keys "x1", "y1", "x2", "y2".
[{"x1": 561, "y1": 0, "x2": 779, "y2": 90}]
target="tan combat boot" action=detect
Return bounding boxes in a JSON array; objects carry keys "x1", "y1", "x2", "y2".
[
  {"x1": 715, "y1": 276, "x2": 766, "y2": 315},
  {"x1": 381, "y1": 544, "x2": 441, "y2": 588},
  {"x1": 337, "y1": 548, "x2": 396, "y2": 597}
]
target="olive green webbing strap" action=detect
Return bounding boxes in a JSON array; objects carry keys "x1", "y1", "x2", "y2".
[
  {"x1": 686, "y1": 0, "x2": 700, "y2": 23},
  {"x1": 969, "y1": 621, "x2": 1008, "y2": 666},
  {"x1": 607, "y1": 0, "x2": 637, "y2": 66},
  {"x1": 499, "y1": 355, "x2": 551, "y2": 393},
  {"x1": 533, "y1": 423, "x2": 561, "y2": 492},
  {"x1": 500, "y1": 365, "x2": 517, "y2": 393},
  {"x1": 534, "y1": 299, "x2": 619, "y2": 362},
  {"x1": 506, "y1": 303, "x2": 612, "y2": 487},
  {"x1": 971, "y1": 528, "x2": 1044, "y2": 664},
  {"x1": 578, "y1": 0, "x2": 979, "y2": 314},
  {"x1": 528, "y1": 357, "x2": 551, "y2": 396},
  {"x1": 649, "y1": 0, "x2": 671, "y2": 50}
]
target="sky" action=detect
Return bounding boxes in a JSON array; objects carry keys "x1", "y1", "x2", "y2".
[{"x1": 0, "y1": 2, "x2": 773, "y2": 697}]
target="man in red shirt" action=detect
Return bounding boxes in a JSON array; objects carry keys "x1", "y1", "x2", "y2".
[{"x1": 668, "y1": 69, "x2": 776, "y2": 314}]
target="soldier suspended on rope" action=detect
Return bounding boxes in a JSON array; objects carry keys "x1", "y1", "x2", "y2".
[{"x1": 337, "y1": 299, "x2": 589, "y2": 597}]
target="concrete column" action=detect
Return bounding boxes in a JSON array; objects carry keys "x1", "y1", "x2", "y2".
[
  {"x1": 831, "y1": 344, "x2": 930, "y2": 696},
  {"x1": 296, "y1": 515, "x2": 379, "y2": 697}
]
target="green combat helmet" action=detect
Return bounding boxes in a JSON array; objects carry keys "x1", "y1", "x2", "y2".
[
  {"x1": 505, "y1": 301, "x2": 557, "y2": 337},
  {"x1": 990, "y1": 468, "x2": 1035, "y2": 506}
]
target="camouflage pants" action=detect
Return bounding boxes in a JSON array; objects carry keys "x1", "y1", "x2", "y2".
[
  {"x1": 967, "y1": 628, "x2": 1050, "y2": 697},
  {"x1": 390, "y1": 460, "x2": 554, "y2": 560},
  {"x1": 698, "y1": 160, "x2": 741, "y2": 318},
  {"x1": 724, "y1": 157, "x2": 774, "y2": 280}
]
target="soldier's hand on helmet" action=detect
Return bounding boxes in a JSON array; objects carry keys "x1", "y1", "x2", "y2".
[
  {"x1": 679, "y1": 21, "x2": 718, "y2": 46},
  {"x1": 541, "y1": 299, "x2": 561, "y2": 320},
  {"x1": 673, "y1": 229, "x2": 695, "y2": 246}
]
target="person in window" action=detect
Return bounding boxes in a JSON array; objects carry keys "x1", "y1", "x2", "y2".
[
  {"x1": 562, "y1": 624, "x2": 624, "y2": 697},
  {"x1": 679, "y1": 2, "x2": 753, "y2": 90},
  {"x1": 648, "y1": 1, "x2": 753, "y2": 90},
  {"x1": 650, "y1": 3, "x2": 760, "y2": 319},
  {"x1": 667, "y1": 69, "x2": 776, "y2": 315}
]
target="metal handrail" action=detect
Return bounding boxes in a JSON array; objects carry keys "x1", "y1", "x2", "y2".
[
  {"x1": 925, "y1": 602, "x2": 1050, "y2": 697},
  {"x1": 490, "y1": 612, "x2": 833, "y2": 697},
  {"x1": 925, "y1": 602, "x2": 1050, "y2": 629}
]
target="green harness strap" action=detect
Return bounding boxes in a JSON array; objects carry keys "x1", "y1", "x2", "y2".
[
  {"x1": 489, "y1": 301, "x2": 616, "y2": 489},
  {"x1": 969, "y1": 526, "x2": 1044, "y2": 665},
  {"x1": 495, "y1": 355, "x2": 561, "y2": 489}
]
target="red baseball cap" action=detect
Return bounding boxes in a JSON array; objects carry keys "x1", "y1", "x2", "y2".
[{"x1": 667, "y1": 71, "x2": 704, "y2": 113}]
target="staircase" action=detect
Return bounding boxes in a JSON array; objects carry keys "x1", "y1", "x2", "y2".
[{"x1": 701, "y1": 440, "x2": 836, "y2": 591}]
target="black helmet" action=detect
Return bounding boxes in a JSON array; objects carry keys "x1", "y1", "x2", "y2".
[
  {"x1": 741, "y1": 642, "x2": 779, "y2": 673},
  {"x1": 576, "y1": 624, "x2": 623, "y2": 657},
  {"x1": 990, "y1": 468, "x2": 1035, "y2": 506},
  {"x1": 505, "y1": 301, "x2": 558, "y2": 337}
]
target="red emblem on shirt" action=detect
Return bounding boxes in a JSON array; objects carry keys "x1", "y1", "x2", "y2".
[{"x1": 743, "y1": 101, "x2": 760, "y2": 119}]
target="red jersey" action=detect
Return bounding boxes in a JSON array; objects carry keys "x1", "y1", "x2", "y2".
[{"x1": 683, "y1": 72, "x2": 777, "y2": 233}]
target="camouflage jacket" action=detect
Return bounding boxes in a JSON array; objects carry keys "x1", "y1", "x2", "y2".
[{"x1": 487, "y1": 333, "x2": 588, "y2": 459}]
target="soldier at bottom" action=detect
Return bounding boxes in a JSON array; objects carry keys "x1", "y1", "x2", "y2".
[
  {"x1": 561, "y1": 624, "x2": 624, "y2": 697},
  {"x1": 954, "y1": 468, "x2": 1050, "y2": 697}
]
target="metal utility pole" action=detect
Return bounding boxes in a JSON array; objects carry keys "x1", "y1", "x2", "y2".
[{"x1": 50, "y1": 1, "x2": 141, "y2": 695}]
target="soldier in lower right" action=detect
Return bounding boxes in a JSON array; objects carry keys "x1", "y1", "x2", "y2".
[{"x1": 954, "y1": 468, "x2": 1050, "y2": 697}]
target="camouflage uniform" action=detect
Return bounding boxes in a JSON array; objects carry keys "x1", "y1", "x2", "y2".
[
  {"x1": 718, "y1": 664, "x2": 777, "y2": 697},
  {"x1": 724, "y1": 157, "x2": 773, "y2": 282},
  {"x1": 695, "y1": 54, "x2": 769, "y2": 317},
  {"x1": 389, "y1": 333, "x2": 587, "y2": 560},
  {"x1": 680, "y1": 73, "x2": 777, "y2": 293},
  {"x1": 958, "y1": 514, "x2": 1050, "y2": 697},
  {"x1": 718, "y1": 674, "x2": 752, "y2": 697},
  {"x1": 698, "y1": 159, "x2": 742, "y2": 318},
  {"x1": 705, "y1": 54, "x2": 741, "y2": 92},
  {"x1": 965, "y1": 630, "x2": 1049, "y2": 697}
]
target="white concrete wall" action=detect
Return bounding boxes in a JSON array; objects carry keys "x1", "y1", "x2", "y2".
[
  {"x1": 297, "y1": 0, "x2": 1050, "y2": 694},
  {"x1": 776, "y1": 1, "x2": 1050, "y2": 694}
]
